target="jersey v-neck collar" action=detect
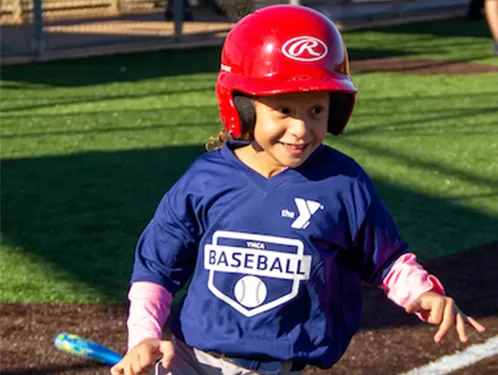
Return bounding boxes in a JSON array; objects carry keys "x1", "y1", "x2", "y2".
[
  {"x1": 220, "y1": 141, "x2": 295, "y2": 190},
  {"x1": 220, "y1": 141, "x2": 322, "y2": 191}
]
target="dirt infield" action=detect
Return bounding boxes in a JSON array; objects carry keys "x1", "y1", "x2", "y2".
[
  {"x1": 1, "y1": 242, "x2": 496, "y2": 375},
  {"x1": 351, "y1": 57, "x2": 498, "y2": 75}
]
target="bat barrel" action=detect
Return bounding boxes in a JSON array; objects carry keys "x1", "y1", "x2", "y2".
[{"x1": 54, "y1": 332, "x2": 123, "y2": 366}]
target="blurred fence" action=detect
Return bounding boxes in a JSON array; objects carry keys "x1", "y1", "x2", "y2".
[{"x1": 1, "y1": 0, "x2": 469, "y2": 64}]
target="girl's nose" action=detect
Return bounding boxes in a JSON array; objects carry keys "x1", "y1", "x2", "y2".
[{"x1": 288, "y1": 117, "x2": 308, "y2": 138}]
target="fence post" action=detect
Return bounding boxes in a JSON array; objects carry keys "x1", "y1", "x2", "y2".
[
  {"x1": 12, "y1": 0, "x2": 24, "y2": 23},
  {"x1": 33, "y1": 0, "x2": 45, "y2": 61},
  {"x1": 174, "y1": 0, "x2": 184, "y2": 42}
]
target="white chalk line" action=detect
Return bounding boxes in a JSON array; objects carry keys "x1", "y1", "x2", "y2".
[{"x1": 398, "y1": 335, "x2": 498, "y2": 375}]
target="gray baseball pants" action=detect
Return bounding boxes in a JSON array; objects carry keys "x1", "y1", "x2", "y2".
[{"x1": 153, "y1": 337, "x2": 304, "y2": 375}]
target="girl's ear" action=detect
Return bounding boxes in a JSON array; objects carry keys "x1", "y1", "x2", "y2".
[{"x1": 233, "y1": 93, "x2": 256, "y2": 134}]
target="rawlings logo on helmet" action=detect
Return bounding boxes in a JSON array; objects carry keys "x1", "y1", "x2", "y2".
[{"x1": 281, "y1": 36, "x2": 328, "y2": 62}]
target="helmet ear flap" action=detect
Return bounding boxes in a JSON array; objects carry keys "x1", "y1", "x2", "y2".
[
  {"x1": 233, "y1": 93, "x2": 256, "y2": 135},
  {"x1": 328, "y1": 93, "x2": 355, "y2": 135},
  {"x1": 231, "y1": 92, "x2": 354, "y2": 137}
]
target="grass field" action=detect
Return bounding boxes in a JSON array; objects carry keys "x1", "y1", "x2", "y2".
[{"x1": 1, "y1": 18, "x2": 497, "y2": 305}]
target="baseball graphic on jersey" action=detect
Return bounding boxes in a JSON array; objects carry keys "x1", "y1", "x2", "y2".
[
  {"x1": 234, "y1": 275, "x2": 268, "y2": 308},
  {"x1": 205, "y1": 230, "x2": 312, "y2": 317}
]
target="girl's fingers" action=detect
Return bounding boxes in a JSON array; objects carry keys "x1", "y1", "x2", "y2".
[
  {"x1": 455, "y1": 313, "x2": 468, "y2": 343},
  {"x1": 466, "y1": 315, "x2": 486, "y2": 332},
  {"x1": 132, "y1": 353, "x2": 144, "y2": 375},
  {"x1": 110, "y1": 365, "x2": 123, "y2": 375},
  {"x1": 426, "y1": 301, "x2": 444, "y2": 325},
  {"x1": 159, "y1": 340, "x2": 175, "y2": 368},
  {"x1": 126, "y1": 360, "x2": 137, "y2": 375},
  {"x1": 434, "y1": 301, "x2": 455, "y2": 343},
  {"x1": 121, "y1": 362, "x2": 131, "y2": 375}
]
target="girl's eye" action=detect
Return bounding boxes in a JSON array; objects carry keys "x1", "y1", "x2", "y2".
[
  {"x1": 311, "y1": 106, "x2": 325, "y2": 115},
  {"x1": 277, "y1": 107, "x2": 291, "y2": 115}
]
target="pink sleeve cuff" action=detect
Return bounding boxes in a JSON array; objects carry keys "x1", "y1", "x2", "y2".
[
  {"x1": 381, "y1": 253, "x2": 445, "y2": 320},
  {"x1": 127, "y1": 281, "x2": 173, "y2": 351}
]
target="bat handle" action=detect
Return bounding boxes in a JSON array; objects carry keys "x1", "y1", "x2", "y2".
[{"x1": 99, "y1": 351, "x2": 123, "y2": 366}]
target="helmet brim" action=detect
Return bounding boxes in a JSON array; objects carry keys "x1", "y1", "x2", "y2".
[{"x1": 218, "y1": 71, "x2": 358, "y2": 97}]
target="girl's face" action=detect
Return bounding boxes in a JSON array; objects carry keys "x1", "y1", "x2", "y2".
[{"x1": 252, "y1": 91, "x2": 330, "y2": 173}]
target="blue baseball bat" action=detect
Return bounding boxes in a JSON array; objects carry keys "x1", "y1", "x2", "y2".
[{"x1": 54, "y1": 332, "x2": 123, "y2": 366}]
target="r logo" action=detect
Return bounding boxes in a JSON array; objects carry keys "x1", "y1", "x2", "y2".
[{"x1": 281, "y1": 36, "x2": 328, "y2": 62}]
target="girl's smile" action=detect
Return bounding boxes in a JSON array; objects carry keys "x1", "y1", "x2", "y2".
[{"x1": 235, "y1": 91, "x2": 330, "y2": 178}]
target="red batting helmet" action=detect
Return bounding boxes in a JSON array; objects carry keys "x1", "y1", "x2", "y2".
[{"x1": 215, "y1": 4, "x2": 358, "y2": 139}]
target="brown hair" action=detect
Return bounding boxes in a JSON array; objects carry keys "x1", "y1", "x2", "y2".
[
  {"x1": 205, "y1": 128, "x2": 254, "y2": 151},
  {"x1": 206, "y1": 93, "x2": 256, "y2": 151}
]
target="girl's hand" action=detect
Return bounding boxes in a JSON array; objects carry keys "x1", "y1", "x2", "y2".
[
  {"x1": 110, "y1": 339, "x2": 175, "y2": 375},
  {"x1": 406, "y1": 291, "x2": 486, "y2": 343}
]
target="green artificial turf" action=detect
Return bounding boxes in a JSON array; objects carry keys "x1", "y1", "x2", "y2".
[{"x1": 1, "y1": 18, "x2": 497, "y2": 303}]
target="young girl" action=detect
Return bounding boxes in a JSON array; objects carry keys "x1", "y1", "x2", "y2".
[{"x1": 111, "y1": 5, "x2": 485, "y2": 375}]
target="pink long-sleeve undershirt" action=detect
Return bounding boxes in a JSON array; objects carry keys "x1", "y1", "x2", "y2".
[
  {"x1": 127, "y1": 281, "x2": 173, "y2": 350},
  {"x1": 126, "y1": 252, "x2": 444, "y2": 350},
  {"x1": 380, "y1": 253, "x2": 445, "y2": 318}
]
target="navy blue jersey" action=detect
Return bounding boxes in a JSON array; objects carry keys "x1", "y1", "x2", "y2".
[{"x1": 131, "y1": 140, "x2": 408, "y2": 369}]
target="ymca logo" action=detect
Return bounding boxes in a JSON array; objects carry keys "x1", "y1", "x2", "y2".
[
  {"x1": 204, "y1": 231, "x2": 312, "y2": 317},
  {"x1": 282, "y1": 198, "x2": 324, "y2": 229},
  {"x1": 281, "y1": 36, "x2": 328, "y2": 62}
]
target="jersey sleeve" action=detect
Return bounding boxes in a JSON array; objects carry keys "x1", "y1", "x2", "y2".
[
  {"x1": 349, "y1": 171, "x2": 409, "y2": 286},
  {"x1": 130, "y1": 172, "x2": 202, "y2": 294}
]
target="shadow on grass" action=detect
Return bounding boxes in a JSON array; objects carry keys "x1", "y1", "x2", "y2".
[
  {"x1": 0, "y1": 87, "x2": 216, "y2": 114},
  {"x1": 347, "y1": 105, "x2": 498, "y2": 137},
  {"x1": 1, "y1": 120, "x2": 219, "y2": 140},
  {"x1": 1, "y1": 145, "x2": 497, "y2": 311},
  {"x1": 1, "y1": 145, "x2": 206, "y2": 301},
  {"x1": 339, "y1": 138, "x2": 498, "y2": 190},
  {"x1": 0, "y1": 47, "x2": 224, "y2": 87}
]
